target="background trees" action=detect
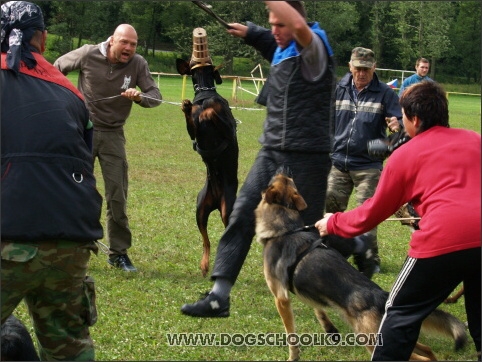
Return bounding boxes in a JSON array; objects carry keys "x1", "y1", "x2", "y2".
[{"x1": 38, "y1": 1, "x2": 480, "y2": 83}]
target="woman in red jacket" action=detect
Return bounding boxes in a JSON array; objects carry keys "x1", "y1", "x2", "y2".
[{"x1": 315, "y1": 81, "x2": 481, "y2": 361}]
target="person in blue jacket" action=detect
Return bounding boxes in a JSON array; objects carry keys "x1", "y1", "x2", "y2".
[
  {"x1": 181, "y1": 0, "x2": 336, "y2": 318},
  {"x1": 399, "y1": 57, "x2": 433, "y2": 96},
  {"x1": 325, "y1": 47, "x2": 403, "y2": 278}
]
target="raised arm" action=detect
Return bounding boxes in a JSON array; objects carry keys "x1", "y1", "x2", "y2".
[{"x1": 264, "y1": 1, "x2": 312, "y2": 48}]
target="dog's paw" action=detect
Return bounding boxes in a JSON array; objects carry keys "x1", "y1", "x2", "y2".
[
  {"x1": 288, "y1": 345, "x2": 300, "y2": 361},
  {"x1": 181, "y1": 99, "x2": 192, "y2": 114}
]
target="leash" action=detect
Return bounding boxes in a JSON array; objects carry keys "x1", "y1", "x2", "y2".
[
  {"x1": 95, "y1": 240, "x2": 110, "y2": 255},
  {"x1": 88, "y1": 94, "x2": 180, "y2": 106},
  {"x1": 88, "y1": 94, "x2": 242, "y2": 122},
  {"x1": 289, "y1": 218, "x2": 419, "y2": 232},
  {"x1": 284, "y1": 224, "x2": 316, "y2": 235}
]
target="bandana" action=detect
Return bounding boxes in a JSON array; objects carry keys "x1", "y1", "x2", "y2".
[{"x1": 1, "y1": 1, "x2": 45, "y2": 74}]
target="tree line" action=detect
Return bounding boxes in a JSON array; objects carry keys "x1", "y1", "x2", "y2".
[{"x1": 37, "y1": 1, "x2": 480, "y2": 83}]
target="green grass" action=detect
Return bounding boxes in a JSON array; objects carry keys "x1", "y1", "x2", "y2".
[{"x1": 12, "y1": 76, "x2": 480, "y2": 361}]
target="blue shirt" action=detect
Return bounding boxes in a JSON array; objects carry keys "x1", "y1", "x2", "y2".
[{"x1": 399, "y1": 74, "x2": 433, "y2": 96}]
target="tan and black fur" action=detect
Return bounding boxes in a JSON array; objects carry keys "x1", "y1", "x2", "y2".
[
  {"x1": 445, "y1": 286, "x2": 465, "y2": 304},
  {"x1": 255, "y1": 171, "x2": 467, "y2": 361},
  {"x1": 176, "y1": 58, "x2": 239, "y2": 277}
]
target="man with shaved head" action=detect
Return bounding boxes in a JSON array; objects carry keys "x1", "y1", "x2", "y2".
[{"x1": 55, "y1": 24, "x2": 162, "y2": 272}]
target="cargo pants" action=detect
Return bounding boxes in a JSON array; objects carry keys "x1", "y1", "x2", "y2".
[
  {"x1": 325, "y1": 166, "x2": 381, "y2": 265},
  {"x1": 93, "y1": 129, "x2": 132, "y2": 257},
  {"x1": 1, "y1": 240, "x2": 98, "y2": 361}
]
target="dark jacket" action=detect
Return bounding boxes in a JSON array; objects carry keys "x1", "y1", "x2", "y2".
[
  {"x1": 332, "y1": 72, "x2": 402, "y2": 171},
  {"x1": 244, "y1": 22, "x2": 336, "y2": 153},
  {"x1": 1, "y1": 53, "x2": 103, "y2": 242}
]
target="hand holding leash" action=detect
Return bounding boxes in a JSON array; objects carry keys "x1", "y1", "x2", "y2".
[
  {"x1": 315, "y1": 213, "x2": 333, "y2": 237},
  {"x1": 121, "y1": 88, "x2": 142, "y2": 102}
]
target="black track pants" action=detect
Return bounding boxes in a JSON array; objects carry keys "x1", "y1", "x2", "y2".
[{"x1": 372, "y1": 247, "x2": 481, "y2": 361}]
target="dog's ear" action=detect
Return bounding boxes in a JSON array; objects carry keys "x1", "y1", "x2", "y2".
[
  {"x1": 176, "y1": 59, "x2": 191, "y2": 76},
  {"x1": 292, "y1": 193, "x2": 307, "y2": 211},
  {"x1": 263, "y1": 185, "x2": 279, "y2": 205}
]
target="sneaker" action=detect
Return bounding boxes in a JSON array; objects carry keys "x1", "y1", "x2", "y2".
[
  {"x1": 181, "y1": 292, "x2": 230, "y2": 318},
  {"x1": 108, "y1": 254, "x2": 137, "y2": 272}
]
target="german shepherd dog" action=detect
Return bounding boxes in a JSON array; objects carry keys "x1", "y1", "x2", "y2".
[
  {"x1": 1, "y1": 315, "x2": 39, "y2": 361},
  {"x1": 176, "y1": 58, "x2": 239, "y2": 277},
  {"x1": 254, "y1": 171, "x2": 467, "y2": 361}
]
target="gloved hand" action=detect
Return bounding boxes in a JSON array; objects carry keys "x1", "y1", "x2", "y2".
[{"x1": 367, "y1": 139, "x2": 393, "y2": 158}]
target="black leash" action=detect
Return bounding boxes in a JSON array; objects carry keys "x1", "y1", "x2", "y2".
[{"x1": 284, "y1": 224, "x2": 316, "y2": 235}]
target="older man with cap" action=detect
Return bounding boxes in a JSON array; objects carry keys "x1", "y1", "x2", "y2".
[
  {"x1": 1, "y1": 1, "x2": 103, "y2": 360},
  {"x1": 324, "y1": 47, "x2": 403, "y2": 277}
]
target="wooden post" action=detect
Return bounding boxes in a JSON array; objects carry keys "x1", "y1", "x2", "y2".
[
  {"x1": 181, "y1": 75, "x2": 187, "y2": 101},
  {"x1": 232, "y1": 77, "x2": 237, "y2": 102}
]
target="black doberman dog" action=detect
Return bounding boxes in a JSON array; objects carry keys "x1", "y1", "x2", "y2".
[{"x1": 176, "y1": 58, "x2": 239, "y2": 277}]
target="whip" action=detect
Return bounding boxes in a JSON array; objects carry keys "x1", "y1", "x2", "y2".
[
  {"x1": 191, "y1": 1, "x2": 233, "y2": 29},
  {"x1": 385, "y1": 217, "x2": 421, "y2": 222}
]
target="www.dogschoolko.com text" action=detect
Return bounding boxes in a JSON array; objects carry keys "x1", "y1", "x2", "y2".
[{"x1": 166, "y1": 332, "x2": 382, "y2": 347}]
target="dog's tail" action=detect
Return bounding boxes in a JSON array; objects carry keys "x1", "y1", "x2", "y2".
[{"x1": 421, "y1": 308, "x2": 468, "y2": 351}]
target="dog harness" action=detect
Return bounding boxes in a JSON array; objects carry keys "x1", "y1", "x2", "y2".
[{"x1": 287, "y1": 237, "x2": 327, "y2": 294}]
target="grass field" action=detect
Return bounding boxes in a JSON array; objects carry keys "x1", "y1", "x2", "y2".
[{"x1": 13, "y1": 75, "x2": 480, "y2": 361}]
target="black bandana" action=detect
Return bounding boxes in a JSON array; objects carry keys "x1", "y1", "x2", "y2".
[{"x1": 1, "y1": 1, "x2": 45, "y2": 74}]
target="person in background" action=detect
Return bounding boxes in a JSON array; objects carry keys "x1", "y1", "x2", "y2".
[
  {"x1": 1, "y1": 1, "x2": 103, "y2": 359},
  {"x1": 325, "y1": 47, "x2": 403, "y2": 277},
  {"x1": 316, "y1": 81, "x2": 481, "y2": 361},
  {"x1": 398, "y1": 57, "x2": 433, "y2": 96},
  {"x1": 54, "y1": 24, "x2": 162, "y2": 272},
  {"x1": 181, "y1": 0, "x2": 336, "y2": 318}
]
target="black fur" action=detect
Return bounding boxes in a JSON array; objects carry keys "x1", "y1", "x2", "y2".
[{"x1": 1, "y1": 315, "x2": 39, "y2": 361}]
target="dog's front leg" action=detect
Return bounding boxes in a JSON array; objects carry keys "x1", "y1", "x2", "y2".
[
  {"x1": 181, "y1": 99, "x2": 197, "y2": 143},
  {"x1": 275, "y1": 297, "x2": 300, "y2": 361}
]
